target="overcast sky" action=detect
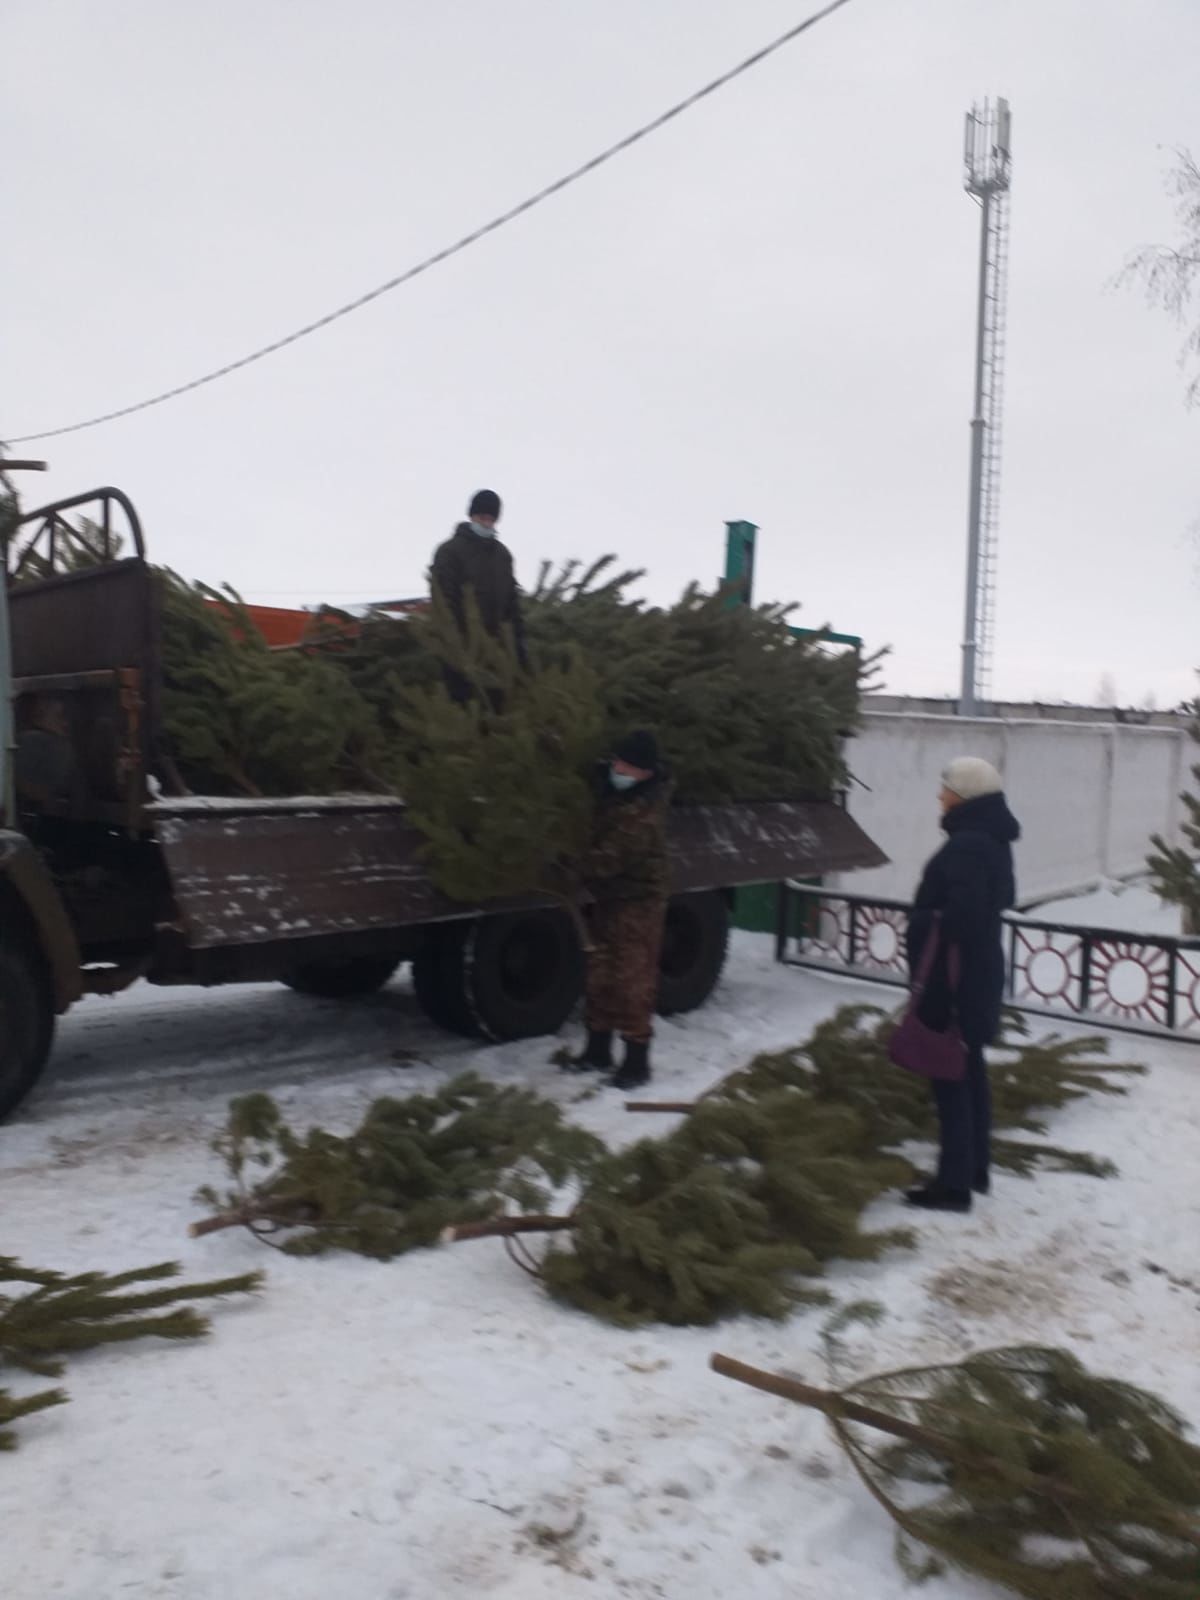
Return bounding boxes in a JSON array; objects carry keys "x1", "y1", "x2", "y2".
[{"x1": 4, "y1": 0, "x2": 1197, "y2": 706}]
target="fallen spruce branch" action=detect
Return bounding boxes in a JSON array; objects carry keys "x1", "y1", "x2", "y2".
[
  {"x1": 0, "y1": 1256, "x2": 262, "y2": 1453},
  {"x1": 0, "y1": 1385, "x2": 68, "y2": 1451},
  {"x1": 712, "y1": 1345, "x2": 1200, "y2": 1598}
]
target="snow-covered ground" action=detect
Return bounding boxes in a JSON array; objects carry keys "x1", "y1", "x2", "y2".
[
  {"x1": 3, "y1": 935, "x2": 1199, "y2": 1600},
  {"x1": 1031, "y1": 879, "x2": 1183, "y2": 936}
]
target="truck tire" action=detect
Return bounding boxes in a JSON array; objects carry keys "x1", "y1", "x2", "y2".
[
  {"x1": 282, "y1": 956, "x2": 402, "y2": 999},
  {"x1": 657, "y1": 890, "x2": 730, "y2": 1017},
  {"x1": 464, "y1": 910, "x2": 585, "y2": 1041},
  {"x1": 0, "y1": 940, "x2": 55, "y2": 1122},
  {"x1": 412, "y1": 923, "x2": 478, "y2": 1036}
]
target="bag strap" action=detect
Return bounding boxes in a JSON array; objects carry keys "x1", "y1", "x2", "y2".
[{"x1": 911, "y1": 912, "x2": 961, "y2": 997}]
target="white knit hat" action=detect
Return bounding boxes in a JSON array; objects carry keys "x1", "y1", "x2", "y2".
[{"x1": 941, "y1": 756, "x2": 1004, "y2": 801}]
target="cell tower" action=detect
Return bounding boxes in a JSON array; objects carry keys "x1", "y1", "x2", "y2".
[{"x1": 959, "y1": 98, "x2": 1012, "y2": 717}]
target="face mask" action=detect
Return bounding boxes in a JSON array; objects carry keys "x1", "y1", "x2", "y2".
[
  {"x1": 468, "y1": 520, "x2": 496, "y2": 539},
  {"x1": 609, "y1": 768, "x2": 639, "y2": 792}
]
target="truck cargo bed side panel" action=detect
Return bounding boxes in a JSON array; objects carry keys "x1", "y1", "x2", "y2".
[{"x1": 154, "y1": 798, "x2": 886, "y2": 950}]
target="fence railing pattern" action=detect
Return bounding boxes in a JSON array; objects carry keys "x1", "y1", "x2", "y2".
[{"x1": 775, "y1": 884, "x2": 1200, "y2": 1044}]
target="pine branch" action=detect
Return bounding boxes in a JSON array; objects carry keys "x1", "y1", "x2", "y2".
[
  {"x1": 0, "y1": 1385, "x2": 68, "y2": 1451},
  {"x1": 0, "y1": 1258, "x2": 262, "y2": 1452},
  {"x1": 0, "y1": 1262, "x2": 264, "y2": 1377}
]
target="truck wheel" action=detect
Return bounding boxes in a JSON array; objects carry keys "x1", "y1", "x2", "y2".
[
  {"x1": 282, "y1": 956, "x2": 402, "y2": 999},
  {"x1": 0, "y1": 940, "x2": 55, "y2": 1122},
  {"x1": 412, "y1": 923, "x2": 478, "y2": 1036},
  {"x1": 464, "y1": 910, "x2": 585, "y2": 1041},
  {"x1": 657, "y1": 891, "x2": 730, "y2": 1017}
]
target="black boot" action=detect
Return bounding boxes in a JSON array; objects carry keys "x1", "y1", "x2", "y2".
[
  {"x1": 565, "y1": 1029, "x2": 613, "y2": 1073},
  {"x1": 912, "y1": 1170, "x2": 990, "y2": 1199},
  {"x1": 905, "y1": 1183, "x2": 972, "y2": 1214},
  {"x1": 611, "y1": 1039, "x2": 651, "y2": 1092}
]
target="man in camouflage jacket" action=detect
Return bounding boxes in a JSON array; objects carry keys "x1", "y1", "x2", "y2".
[{"x1": 573, "y1": 729, "x2": 671, "y2": 1090}]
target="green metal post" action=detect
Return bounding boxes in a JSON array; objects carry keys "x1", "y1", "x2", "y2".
[
  {"x1": 719, "y1": 517, "x2": 861, "y2": 940},
  {"x1": 723, "y1": 520, "x2": 758, "y2": 608}
]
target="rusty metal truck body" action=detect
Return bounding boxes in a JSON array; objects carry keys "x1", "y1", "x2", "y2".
[{"x1": 0, "y1": 489, "x2": 884, "y2": 1118}]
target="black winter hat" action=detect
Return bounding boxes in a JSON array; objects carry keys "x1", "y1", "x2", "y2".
[
  {"x1": 613, "y1": 729, "x2": 659, "y2": 772},
  {"x1": 469, "y1": 488, "x2": 502, "y2": 519}
]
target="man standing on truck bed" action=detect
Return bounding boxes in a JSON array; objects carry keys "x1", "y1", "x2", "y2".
[
  {"x1": 571, "y1": 730, "x2": 671, "y2": 1091},
  {"x1": 431, "y1": 490, "x2": 528, "y2": 701}
]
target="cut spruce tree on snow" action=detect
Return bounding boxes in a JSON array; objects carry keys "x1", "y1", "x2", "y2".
[
  {"x1": 448, "y1": 1008, "x2": 1136, "y2": 1327},
  {"x1": 532, "y1": 1089, "x2": 916, "y2": 1326},
  {"x1": 713, "y1": 1344, "x2": 1200, "y2": 1600},
  {"x1": 1148, "y1": 688, "x2": 1200, "y2": 933},
  {"x1": 0, "y1": 1256, "x2": 262, "y2": 1453},
  {"x1": 653, "y1": 1005, "x2": 1138, "y2": 1181},
  {"x1": 454, "y1": 1033, "x2": 1129, "y2": 1326},
  {"x1": 190, "y1": 1010, "x2": 1135, "y2": 1326},
  {"x1": 191, "y1": 1074, "x2": 605, "y2": 1258}
]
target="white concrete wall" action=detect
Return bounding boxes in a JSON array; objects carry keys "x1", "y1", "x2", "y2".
[{"x1": 835, "y1": 712, "x2": 1187, "y2": 906}]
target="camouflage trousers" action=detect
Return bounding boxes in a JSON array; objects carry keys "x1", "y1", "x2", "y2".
[{"x1": 585, "y1": 897, "x2": 667, "y2": 1044}]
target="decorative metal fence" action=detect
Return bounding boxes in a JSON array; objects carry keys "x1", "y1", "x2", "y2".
[{"x1": 775, "y1": 884, "x2": 1200, "y2": 1044}]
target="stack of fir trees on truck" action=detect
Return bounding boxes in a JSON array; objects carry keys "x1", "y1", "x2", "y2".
[{"x1": 156, "y1": 556, "x2": 873, "y2": 905}]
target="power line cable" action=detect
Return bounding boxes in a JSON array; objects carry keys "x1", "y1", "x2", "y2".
[{"x1": 8, "y1": 0, "x2": 855, "y2": 444}]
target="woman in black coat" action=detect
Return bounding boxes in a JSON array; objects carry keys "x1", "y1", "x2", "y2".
[{"x1": 905, "y1": 757, "x2": 1021, "y2": 1214}]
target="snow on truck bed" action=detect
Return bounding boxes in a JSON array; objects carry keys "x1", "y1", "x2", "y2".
[
  {"x1": 2, "y1": 935, "x2": 1198, "y2": 1600},
  {"x1": 150, "y1": 793, "x2": 408, "y2": 814}
]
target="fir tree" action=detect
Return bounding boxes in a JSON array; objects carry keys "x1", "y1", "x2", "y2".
[
  {"x1": 524, "y1": 556, "x2": 877, "y2": 803},
  {"x1": 450, "y1": 1010, "x2": 1133, "y2": 1325},
  {"x1": 714, "y1": 1343, "x2": 1200, "y2": 1599},
  {"x1": 0, "y1": 1256, "x2": 261, "y2": 1452},
  {"x1": 537, "y1": 1092, "x2": 914, "y2": 1327},
  {"x1": 386, "y1": 591, "x2": 604, "y2": 905},
  {"x1": 193, "y1": 1010, "x2": 1134, "y2": 1327},
  {"x1": 158, "y1": 572, "x2": 388, "y2": 797},
  {"x1": 691, "y1": 1006, "x2": 1138, "y2": 1181},
  {"x1": 191, "y1": 1074, "x2": 605, "y2": 1258},
  {"x1": 154, "y1": 554, "x2": 874, "y2": 815},
  {"x1": 1148, "y1": 693, "x2": 1200, "y2": 934}
]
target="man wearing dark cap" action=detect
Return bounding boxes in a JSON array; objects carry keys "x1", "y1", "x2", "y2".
[
  {"x1": 571, "y1": 730, "x2": 671, "y2": 1090},
  {"x1": 431, "y1": 490, "x2": 528, "y2": 695}
]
